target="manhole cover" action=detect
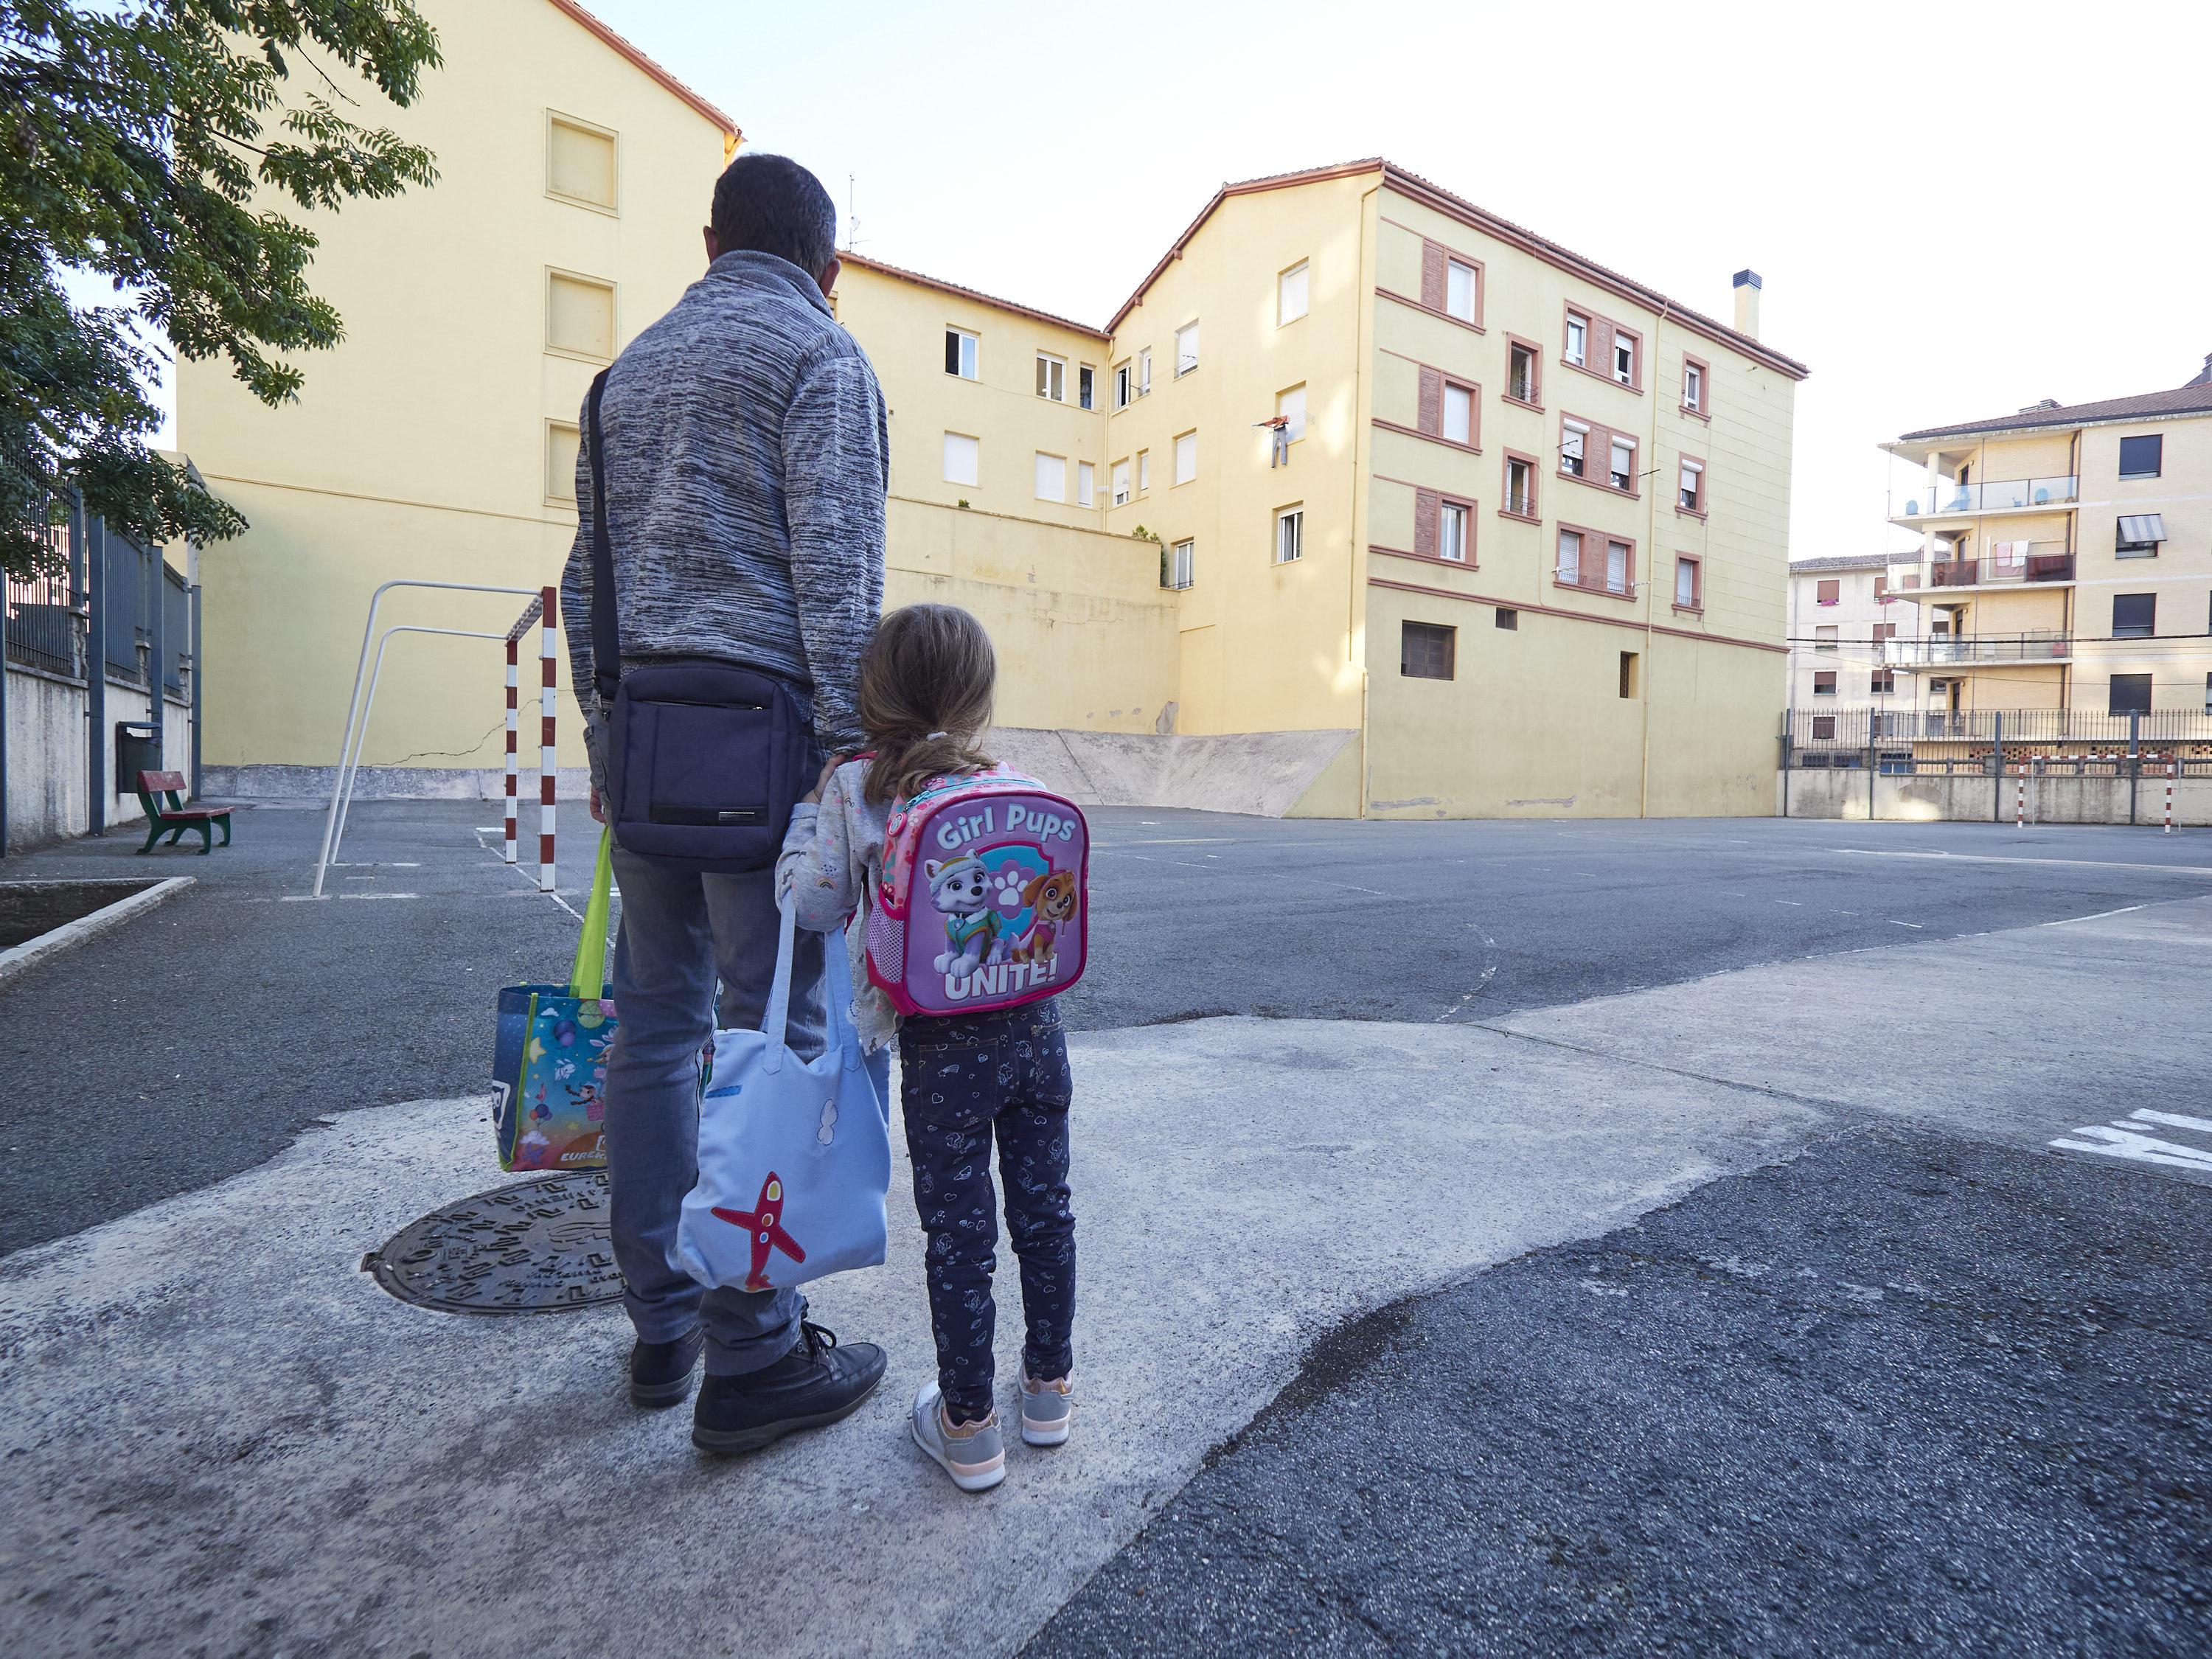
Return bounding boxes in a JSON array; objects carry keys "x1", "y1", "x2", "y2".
[{"x1": 365, "y1": 1170, "x2": 624, "y2": 1314}]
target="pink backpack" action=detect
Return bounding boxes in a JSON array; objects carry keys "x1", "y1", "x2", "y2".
[{"x1": 865, "y1": 766, "x2": 1090, "y2": 1017}]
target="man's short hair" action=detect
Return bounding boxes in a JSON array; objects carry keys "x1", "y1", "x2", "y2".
[{"x1": 709, "y1": 154, "x2": 838, "y2": 275}]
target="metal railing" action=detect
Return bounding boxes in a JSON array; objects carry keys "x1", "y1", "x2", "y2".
[
  {"x1": 1888, "y1": 546, "x2": 2073, "y2": 591},
  {"x1": 1882, "y1": 633, "x2": 2071, "y2": 666},
  {"x1": 1889, "y1": 476, "x2": 2077, "y2": 518},
  {"x1": 1786, "y1": 706, "x2": 2212, "y2": 750},
  {"x1": 5, "y1": 568, "x2": 82, "y2": 679}
]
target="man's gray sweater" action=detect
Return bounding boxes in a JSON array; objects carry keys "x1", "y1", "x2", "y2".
[{"x1": 560, "y1": 250, "x2": 888, "y2": 766}]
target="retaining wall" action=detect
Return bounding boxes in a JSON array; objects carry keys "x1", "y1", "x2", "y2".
[
  {"x1": 4, "y1": 666, "x2": 193, "y2": 852},
  {"x1": 1781, "y1": 767, "x2": 2212, "y2": 827}
]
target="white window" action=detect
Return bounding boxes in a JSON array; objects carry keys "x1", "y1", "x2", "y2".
[
  {"x1": 1506, "y1": 456, "x2": 1533, "y2": 515},
  {"x1": 1169, "y1": 538, "x2": 1194, "y2": 589},
  {"x1": 1439, "y1": 501, "x2": 1469, "y2": 563},
  {"x1": 1276, "y1": 384, "x2": 1307, "y2": 443},
  {"x1": 1276, "y1": 505, "x2": 1304, "y2": 564},
  {"x1": 1613, "y1": 333, "x2": 1636, "y2": 386},
  {"x1": 1557, "y1": 528, "x2": 1582, "y2": 582},
  {"x1": 1036, "y1": 353, "x2": 1065, "y2": 402},
  {"x1": 1443, "y1": 383, "x2": 1472, "y2": 446},
  {"x1": 1078, "y1": 364, "x2": 1095, "y2": 410},
  {"x1": 1279, "y1": 260, "x2": 1310, "y2": 325},
  {"x1": 1111, "y1": 459, "x2": 1131, "y2": 507},
  {"x1": 1174, "y1": 430, "x2": 1197, "y2": 485},
  {"x1": 1565, "y1": 314, "x2": 1588, "y2": 366},
  {"x1": 1683, "y1": 362, "x2": 1703, "y2": 411},
  {"x1": 1675, "y1": 556, "x2": 1699, "y2": 607},
  {"x1": 1606, "y1": 540, "x2": 1630, "y2": 593},
  {"x1": 1445, "y1": 259, "x2": 1477, "y2": 323},
  {"x1": 1609, "y1": 437, "x2": 1636, "y2": 490},
  {"x1": 1077, "y1": 461, "x2": 1095, "y2": 507},
  {"x1": 1815, "y1": 624, "x2": 1840, "y2": 653},
  {"x1": 1113, "y1": 362, "x2": 1131, "y2": 408},
  {"x1": 1561, "y1": 420, "x2": 1588, "y2": 476},
  {"x1": 1034, "y1": 451, "x2": 1066, "y2": 502},
  {"x1": 945, "y1": 328, "x2": 978, "y2": 380},
  {"x1": 1138, "y1": 450, "x2": 1150, "y2": 492},
  {"x1": 1138, "y1": 348, "x2": 1152, "y2": 395},
  {"x1": 942, "y1": 432, "x2": 979, "y2": 487},
  {"x1": 1678, "y1": 459, "x2": 1703, "y2": 511},
  {"x1": 1175, "y1": 321, "x2": 1200, "y2": 376}
]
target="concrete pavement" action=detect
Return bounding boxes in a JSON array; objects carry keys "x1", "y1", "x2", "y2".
[{"x1": 7, "y1": 886, "x2": 2209, "y2": 1655}]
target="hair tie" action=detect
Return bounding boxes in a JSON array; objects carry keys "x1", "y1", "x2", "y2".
[{"x1": 925, "y1": 731, "x2": 947, "y2": 740}]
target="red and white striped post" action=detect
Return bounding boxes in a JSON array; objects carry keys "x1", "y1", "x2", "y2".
[
  {"x1": 539, "y1": 585, "x2": 558, "y2": 892},
  {"x1": 2015, "y1": 766, "x2": 2025, "y2": 830},
  {"x1": 503, "y1": 636, "x2": 520, "y2": 864},
  {"x1": 2166, "y1": 762, "x2": 2176, "y2": 835}
]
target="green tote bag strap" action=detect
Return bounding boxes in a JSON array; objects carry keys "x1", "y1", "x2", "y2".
[{"x1": 568, "y1": 827, "x2": 617, "y2": 999}]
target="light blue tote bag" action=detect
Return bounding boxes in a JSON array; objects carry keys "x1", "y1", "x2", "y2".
[{"x1": 674, "y1": 900, "x2": 891, "y2": 1293}]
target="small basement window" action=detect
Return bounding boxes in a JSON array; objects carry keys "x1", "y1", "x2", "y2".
[
  {"x1": 1402, "y1": 621, "x2": 1455, "y2": 680},
  {"x1": 1495, "y1": 608, "x2": 1518, "y2": 630}
]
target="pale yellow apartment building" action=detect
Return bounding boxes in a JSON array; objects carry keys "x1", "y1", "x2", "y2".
[
  {"x1": 181, "y1": 1, "x2": 1809, "y2": 818},
  {"x1": 1879, "y1": 359, "x2": 2212, "y2": 730}
]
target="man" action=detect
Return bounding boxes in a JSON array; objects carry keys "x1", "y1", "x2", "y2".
[{"x1": 560, "y1": 153, "x2": 888, "y2": 1453}]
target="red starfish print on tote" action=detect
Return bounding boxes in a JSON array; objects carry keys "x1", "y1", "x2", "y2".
[{"x1": 712, "y1": 1172, "x2": 806, "y2": 1290}]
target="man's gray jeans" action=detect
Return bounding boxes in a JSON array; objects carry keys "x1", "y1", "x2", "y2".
[{"x1": 605, "y1": 846, "x2": 826, "y2": 1376}]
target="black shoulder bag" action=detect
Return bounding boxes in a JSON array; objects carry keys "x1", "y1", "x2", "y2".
[{"x1": 585, "y1": 369, "x2": 818, "y2": 873}]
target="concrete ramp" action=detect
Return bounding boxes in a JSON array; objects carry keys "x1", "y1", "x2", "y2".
[{"x1": 986, "y1": 727, "x2": 1356, "y2": 818}]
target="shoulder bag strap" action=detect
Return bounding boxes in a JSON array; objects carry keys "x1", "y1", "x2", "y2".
[{"x1": 585, "y1": 369, "x2": 621, "y2": 706}]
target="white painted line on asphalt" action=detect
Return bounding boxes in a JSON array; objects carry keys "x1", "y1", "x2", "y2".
[
  {"x1": 1775, "y1": 900, "x2": 1803, "y2": 906},
  {"x1": 1888, "y1": 920, "x2": 1923, "y2": 929},
  {"x1": 339, "y1": 892, "x2": 419, "y2": 901},
  {"x1": 0, "y1": 877, "x2": 195, "y2": 991},
  {"x1": 2128, "y1": 1108, "x2": 2212, "y2": 1135},
  {"x1": 2037, "y1": 905, "x2": 2147, "y2": 928},
  {"x1": 279, "y1": 894, "x2": 327, "y2": 902},
  {"x1": 1837, "y1": 849, "x2": 2212, "y2": 877},
  {"x1": 2050, "y1": 1126, "x2": 2212, "y2": 1171},
  {"x1": 1835, "y1": 911, "x2": 1860, "y2": 917}
]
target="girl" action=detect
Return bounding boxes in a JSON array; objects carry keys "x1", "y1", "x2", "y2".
[{"x1": 776, "y1": 602, "x2": 1075, "y2": 1494}]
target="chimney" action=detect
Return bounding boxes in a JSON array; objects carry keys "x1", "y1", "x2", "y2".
[
  {"x1": 2018, "y1": 398, "x2": 2062, "y2": 413},
  {"x1": 2187, "y1": 351, "x2": 2212, "y2": 388},
  {"x1": 1732, "y1": 268, "x2": 1761, "y2": 339}
]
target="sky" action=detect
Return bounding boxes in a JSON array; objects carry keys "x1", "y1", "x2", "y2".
[{"x1": 122, "y1": 0, "x2": 2212, "y2": 563}]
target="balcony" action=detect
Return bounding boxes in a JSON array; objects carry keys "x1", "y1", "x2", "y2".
[
  {"x1": 1887, "y1": 545, "x2": 2073, "y2": 594},
  {"x1": 1882, "y1": 633, "x2": 2071, "y2": 669},
  {"x1": 1889, "y1": 475, "x2": 2077, "y2": 521}
]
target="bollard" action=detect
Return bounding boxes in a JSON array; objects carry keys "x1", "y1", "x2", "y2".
[
  {"x1": 2016, "y1": 768, "x2": 2025, "y2": 830},
  {"x1": 504, "y1": 636, "x2": 520, "y2": 865},
  {"x1": 2167, "y1": 763, "x2": 2176, "y2": 835}
]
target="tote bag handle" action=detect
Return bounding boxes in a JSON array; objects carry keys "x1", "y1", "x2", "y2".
[
  {"x1": 567, "y1": 827, "x2": 616, "y2": 1000},
  {"x1": 760, "y1": 897, "x2": 861, "y2": 1074}
]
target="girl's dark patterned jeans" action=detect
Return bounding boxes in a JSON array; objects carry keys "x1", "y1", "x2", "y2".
[{"x1": 899, "y1": 999, "x2": 1074, "y2": 1423}]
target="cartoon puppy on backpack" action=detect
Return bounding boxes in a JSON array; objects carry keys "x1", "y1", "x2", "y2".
[
  {"x1": 923, "y1": 853, "x2": 999, "y2": 978},
  {"x1": 1009, "y1": 869, "x2": 1079, "y2": 966}
]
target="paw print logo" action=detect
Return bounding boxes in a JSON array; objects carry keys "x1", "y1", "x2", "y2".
[
  {"x1": 816, "y1": 1096, "x2": 838, "y2": 1145},
  {"x1": 990, "y1": 866, "x2": 1029, "y2": 912}
]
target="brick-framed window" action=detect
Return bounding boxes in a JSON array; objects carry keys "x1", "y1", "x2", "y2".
[
  {"x1": 1813, "y1": 670, "x2": 1838, "y2": 696},
  {"x1": 1677, "y1": 455, "x2": 1706, "y2": 517},
  {"x1": 1413, "y1": 365, "x2": 1481, "y2": 451},
  {"x1": 1504, "y1": 335, "x2": 1543, "y2": 409},
  {"x1": 1815, "y1": 578, "x2": 1840, "y2": 605},
  {"x1": 1554, "y1": 522, "x2": 1636, "y2": 599},
  {"x1": 1402, "y1": 619, "x2": 1456, "y2": 679},
  {"x1": 1500, "y1": 450, "x2": 1540, "y2": 521},
  {"x1": 1412, "y1": 487, "x2": 1477, "y2": 565},
  {"x1": 1562, "y1": 301, "x2": 1644, "y2": 393},
  {"x1": 1681, "y1": 353, "x2": 1711, "y2": 420},
  {"x1": 1559, "y1": 413, "x2": 1637, "y2": 497},
  {"x1": 1673, "y1": 554, "x2": 1701, "y2": 611},
  {"x1": 1418, "y1": 238, "x2": 1485, "y2": 329},
  {"x1": 1610, "y1": 324, "x2": 1641, "y2": 389}
]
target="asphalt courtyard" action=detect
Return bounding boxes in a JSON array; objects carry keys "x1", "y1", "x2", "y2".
[{"x1": 3, "y1": 801, "x2": 2209, "y2": 1655}]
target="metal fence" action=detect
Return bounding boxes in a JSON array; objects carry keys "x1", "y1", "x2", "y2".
[
  {"x1": 1787, "y1": 707, "x2": 2212, "y2": 751},
  {"x1": 3, "y1": 494, "x2": 184, "y2": 694}
]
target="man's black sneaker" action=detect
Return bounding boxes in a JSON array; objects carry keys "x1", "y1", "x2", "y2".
[
  {"x1": 692, "y1": 1321, "x2": 886, "y2": 1454},
  {"x1": 630, "y1": 1329, "x2": 704, "y2": 1408}
]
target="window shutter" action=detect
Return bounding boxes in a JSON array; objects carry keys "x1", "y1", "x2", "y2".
[
  {"x1": 1817, "y1": 579, "x2": 1840, "y2": 605},
  {"x1": 1414, "y1": 487, "x2": 1440, "y2": 558},
  {"x1": 1417, "y1": 366, "x2": 1443, "y2": 435},
  {"x1": 1421, "y1": 241, "x2": 1447, "y2": 310}
]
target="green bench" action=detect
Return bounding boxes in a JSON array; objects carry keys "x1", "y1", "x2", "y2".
[{"x1": 133, "y1": 770, "x2": 232, "y2": 855}]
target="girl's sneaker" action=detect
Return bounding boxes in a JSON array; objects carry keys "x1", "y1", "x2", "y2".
[
  {"x1": 910, "y1": 1382, "x2": 1005, "y2": 1492},
  {"x1": 1020, "y1": 1374, "x2": 1074, "y2": 1447}
]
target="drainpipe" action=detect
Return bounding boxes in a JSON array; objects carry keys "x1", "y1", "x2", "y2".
[{"x1": 1350, "y1": 182, "x2": 1377, "y2": 818}]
